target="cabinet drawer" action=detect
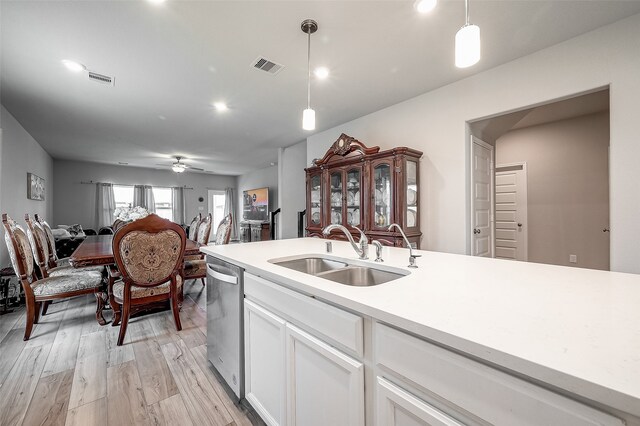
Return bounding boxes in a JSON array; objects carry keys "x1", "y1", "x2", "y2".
[
  {"x1": 245, "y1": 273, "x2": 364, "y2": 358},
  {"x1": 374, "y1": 323, "x2": 623, "y2": 426}
]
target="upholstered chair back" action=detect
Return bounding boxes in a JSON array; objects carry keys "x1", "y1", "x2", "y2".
[
  {"x1": 188, "y1": 213, "x2": 202, "y2": 240},
  {"x1": 2, "y1": 214, "x2": 36, "y2": 283},
  {"x1": 24, "y1": 214, "x2": 50, "y2": 272},
  {"x1": 196, "y1": 214, "x2": 212, "y2": 244},
  {"x1": 214, "y1": 213, "x2": 233, "y2": 245},
  {"x1": 112, "y1": 213, "x2": 186, "y2": 287},
  {"x1": 35, "y1": 214, "x2": 59, "y2": 266}
]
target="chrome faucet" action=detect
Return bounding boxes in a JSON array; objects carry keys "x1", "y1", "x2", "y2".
[
  {"x1": 371, "y1": 240, "x2": 384, "y2": 262},
  {"x1": 323, "y1": 224, "x2": 369, "y2": 260},
  {"x1": 388, "y1": 224, "x2": 421, "y2": 268}
]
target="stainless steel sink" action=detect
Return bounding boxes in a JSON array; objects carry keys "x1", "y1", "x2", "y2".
[
  {"x1": 273, "y1": 257, "x2": 348, "y2": 275},
  {"x1": 317, "y1": 266, "x2": 405, "y2": 286}
]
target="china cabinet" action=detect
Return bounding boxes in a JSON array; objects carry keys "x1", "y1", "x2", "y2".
[{"x1": 305, "y1": 134, "x2": 422, "y2": 248}]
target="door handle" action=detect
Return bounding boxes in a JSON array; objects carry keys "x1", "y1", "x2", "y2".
[
  {"x1": 517, "y1": 223, "x2": 523, "y2": 228},
  {"x1": 473, "y1": 228, "x2": 480, "y2": 235},
  {"x1": 206, "y1": 264, "x2": 238, "y2": 285},
  {"x1": 603, "y1": 228, "x2": 610, "y2": 233}
]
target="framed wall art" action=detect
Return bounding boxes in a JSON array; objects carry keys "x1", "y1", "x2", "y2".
[{"x1": 27, "y1": 173, "x2": 45, "y2": 201}]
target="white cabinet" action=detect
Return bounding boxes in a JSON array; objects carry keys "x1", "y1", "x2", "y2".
[
  {"x1": 244, "y1": 299, "x2": 287, "y2": 426},
  {"x1": 376, "y1": 377, "x2": 464, "y2": 426},
  {"x1": 286, "y1": 324, "x2": 364, "y2": 426},
  {"x1": 244, "y1": 272, "x2": 365, "y2": 426}
]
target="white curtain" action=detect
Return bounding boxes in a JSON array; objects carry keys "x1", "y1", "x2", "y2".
[
  {"x1": 133, "y1": 185, "x2": 156, "y2": 213},
  {"x1": 96, "y1": 183, "x2": 116, "y2": 228},
  {"x1": 224, "y1": 187, "x2": 238, "y2": 241},
  {"x1": 172, "y1": 187, "x2": 186, "y2": 225}
]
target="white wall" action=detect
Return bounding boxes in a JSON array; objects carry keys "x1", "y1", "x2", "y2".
[
  {"x1": 236, "y1": 164, "x2": 278, "y2": 224},
  {"x1": 278, "y1": 141, "x2": 307, "y2": 239},
  {"x1": 0, "y1": 105, "x2": 54, "y2": 267},
  {"x1": 496, "y1": 112, "x2": 610, "y2": 270},
  {"x1": 53, "y1": 160, "x2": 236, "y2": 229},
  {"x1": 307, "y1": 13, "x2": 640, "y2": 274}
]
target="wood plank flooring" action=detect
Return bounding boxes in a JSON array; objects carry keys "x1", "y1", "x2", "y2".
[{"x1": 0, "y1": 282, "x2": 257, "y2": 425}]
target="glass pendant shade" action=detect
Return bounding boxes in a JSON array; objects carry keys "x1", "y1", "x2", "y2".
[
  {"x1": 302, "y1": 108, "x2": 316, "y2": 131},
  {"x1": 455, "y1": 24, "x2": 480, "y2": 68}
]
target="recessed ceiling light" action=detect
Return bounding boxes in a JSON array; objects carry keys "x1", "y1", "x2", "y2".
[
  {"x1": 158, "y1": 115, "x2": 167, "y2": 120},
  {"x1": 147, "y1": 0, "x2": 166, "y2": 4},
  {"x1": 414, "y1": 0, "x2": 437, "y2": 14},
  {"x1": 213, "y1": 102, "x2": 228, "y2": 112},
  {"x1": 61, "y1": 60, "x2": 86, "y2": 73},
  {"x1": 314, "y1": 67, "x2": 330, "y2": 80}
]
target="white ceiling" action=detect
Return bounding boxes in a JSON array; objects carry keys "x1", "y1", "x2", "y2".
[{"x1": 2, "y1": 1, "x2": 639, "y2": 175}]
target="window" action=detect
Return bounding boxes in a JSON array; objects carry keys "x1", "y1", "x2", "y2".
[
  {"x1": 153, "y1": 187, "x2": 173, "y2": 222},
  {"x1": 209, "y1": 190, "x2": 226, "y2": 238},
  {"x1": 113, "y1": 185, "x2": 134, "y2": 210}
]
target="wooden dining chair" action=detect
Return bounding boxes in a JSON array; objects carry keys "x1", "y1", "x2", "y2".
[
  {"x1": 187, "y1": 213, "x2": 202, "y2": 241},
  {"x1": 34, "y1": 213, "x2": 69, "y2": 269},
  {"x1": 183, "y1": 213, "x2": 232, "y2": 286},
  {"x1": 25, "y1": 215, "x2": 104, "y2": 277},
  {"x1": 3, "y1": 214, "x2": 106, "y2": 340},
  {"x1": 111, "y1": 213, "x2": 186, "y2": 346}
]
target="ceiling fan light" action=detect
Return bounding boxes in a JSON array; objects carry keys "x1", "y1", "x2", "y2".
[
  {"x1": 455, "y1": 24, "x2": 481, "y2": 68},
  {"x1": 61, "y1": 59, "x2": 86, "y2": 73},
  {"x1": 302, "y1": 108, "x2": 316, "y2": 131},
  {"x1": 172, "y1": 164, "x2": 186, "y2": 173}
]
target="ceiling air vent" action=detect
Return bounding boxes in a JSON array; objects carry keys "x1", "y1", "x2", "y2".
[
  {"x1": 251, "y1": 56, "x2": 284, "y2": 75},
  {"x1": 88, "y1": 71, "x2": 115, "y2": 86}
]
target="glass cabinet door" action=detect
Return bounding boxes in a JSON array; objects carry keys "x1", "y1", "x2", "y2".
[
  {"x1": 345, "y1": 168, "x2": 361, "y2": 228},
  {"x1": 373, "y1": 163, "x2": 392, "y2": 228},
  {"x1": 406, "y1": 160, "x2": 418, "y2": 229},
  {"x1": 330, "y1": 172, "x2": 343, "y2": 225},
  {"x1": 309, "y1": 174, "x2": 322, "y2": 226}
]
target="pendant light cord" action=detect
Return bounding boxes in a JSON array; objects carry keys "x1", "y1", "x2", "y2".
[
  {"x1": 306, "y1": 29, "x2": 311, "y2": 109},
  {"x1": 465, "y1": 0, "x2": 470, "y2": 25}
]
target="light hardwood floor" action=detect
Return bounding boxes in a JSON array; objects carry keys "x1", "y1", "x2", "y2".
[{"x1": 0, "y1": 281, "x2": 259, "y2": 426}]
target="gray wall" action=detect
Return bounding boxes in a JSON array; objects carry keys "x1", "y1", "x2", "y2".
[
  {"x1": 237, "y1": 164, "x2": 278, "y2": 225},
  {"x1": 307, "y1": 14, "x2": 640, "y2": 273},
  {"x1": 53, "y1": 160, "x2": 236, "y2": 229},
  {"x1": 496, "y1": 111, "x2": 610, "y2": 270},
  {"x1": 0, "y1": 105, "x2": 54, "y2": 267},
  {"x1": 278, "y1": 141, "x2": 307, "y2": 239}
]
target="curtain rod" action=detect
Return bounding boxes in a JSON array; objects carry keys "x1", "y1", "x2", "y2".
[{"x1": 80, "y1": 180, "x2": 193, "y2": 190}]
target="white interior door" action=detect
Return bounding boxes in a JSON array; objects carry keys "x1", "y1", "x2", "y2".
[
  {"x1": 471, "y1": 136, "x2": 494, "y2": 257},
  {"x1": 495, "y1": 164, "x2": 528, "y2": 261}
]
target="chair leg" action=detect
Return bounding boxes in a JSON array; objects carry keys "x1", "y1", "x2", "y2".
[
  {"x1": 94, "y1": 292, "x2": 107, "y2": 326},
  {"x1": 41, "y1": 300, "x2": 51, "y2": 316},
  {"x1": 171, "y1": 293, "x2": 182, "y2": 331},
  {"x1": 200, "y1": 277, "x2": 205, "y2": 286},
  {"x1": 116, "y1": 300, "x2": 130, "y2": 346},
  {"x1": 24, "y1": 298, "x2": 36, "y2": 341},
  {"x1": 34, "y1": 302, "x2": 42, "y2": 324}
]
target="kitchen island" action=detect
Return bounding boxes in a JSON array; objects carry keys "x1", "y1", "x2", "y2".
[{"x1": 201, "y1": 238, "x2": 640, "y2": 425}]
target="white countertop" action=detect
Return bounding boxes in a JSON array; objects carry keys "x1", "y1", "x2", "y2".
[{"x1": 201, "y1": 238, "x2": 640, "y2": 416}]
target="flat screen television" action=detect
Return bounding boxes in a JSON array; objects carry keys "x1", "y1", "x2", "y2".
[{"x1": 243, "y1": 187, "x2": 269, "y2": 222}]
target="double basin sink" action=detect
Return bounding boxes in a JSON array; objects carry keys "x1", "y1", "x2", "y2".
[{"x1": 269, "y1": 255, "x2": 408, "y2": 287}]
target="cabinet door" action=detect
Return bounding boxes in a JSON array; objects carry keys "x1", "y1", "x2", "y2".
[
  {"x1": 307, "y1": 171, "x2": 323, "y2": 231},
  {"x1": 345, "y1": 166, "x2": 363, "y2": 230},
  {"x1": 285, "y1": 324, "x2": 364, "y2": 426},
  {"x1": 329, "y1": 170, "x2": 344, "y2": 226},
  {"x1": 371, "y1": 159, "x2": 394, "y2": 230},
  {"x1": 376, "y1": 377, "x2": 465, "y2": 426},
  {"x1": 244, "y1": 299, "x2": 287, "y2": 426}
]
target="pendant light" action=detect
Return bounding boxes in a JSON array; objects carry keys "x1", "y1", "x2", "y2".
[
  {"x1": 455, "y1": 0, "x2": 480, "y2": 68},
  {"x1": 301, "y1": 19, "x2": 318, "y2": 131}
]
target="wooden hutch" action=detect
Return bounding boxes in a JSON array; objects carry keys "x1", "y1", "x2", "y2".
[{"x1": 305, "y1": 134, "x2": 422, "y2": 248}]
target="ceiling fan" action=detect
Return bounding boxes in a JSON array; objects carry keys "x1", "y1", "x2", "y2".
[{"x1": 156, "y1": 156, "x2": 204, "y2": 173}]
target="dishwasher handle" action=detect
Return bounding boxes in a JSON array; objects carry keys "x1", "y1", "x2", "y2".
[{"x1": 206, "y1": 264, "x2": 239, "y2": 285}]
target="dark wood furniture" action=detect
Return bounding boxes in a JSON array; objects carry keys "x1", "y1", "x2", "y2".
[
  {"x1": 305, "y1": 133, "x2": 422, "y2": 248},
  {"x1": 69, "y1": 235, "x2": 202, "y2": 267},
  {"x1": 239, "y1": 221, "x2": 270, "y2": 243},
  {"x1": 184, "y1": 213, "x2": 232, "y2": 286},
  {"x1": 110, "y1": 214, "x2": 186, "y2": 346},
  {"x1": 2, "y1": 214, "x2": 107, "y2": 340}
]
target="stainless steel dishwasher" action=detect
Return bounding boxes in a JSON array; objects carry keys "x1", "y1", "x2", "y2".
[{"x1": 206, "y1": 255, "x2": 244, "y2": 400}]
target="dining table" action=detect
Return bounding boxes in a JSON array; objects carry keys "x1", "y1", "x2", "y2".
[
  {"x1": 69, "y1": 235, "x2": 202, "y2": 325},
  {"x1": 69, "y1": 234, "x2": 203, "y2": 267}
]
